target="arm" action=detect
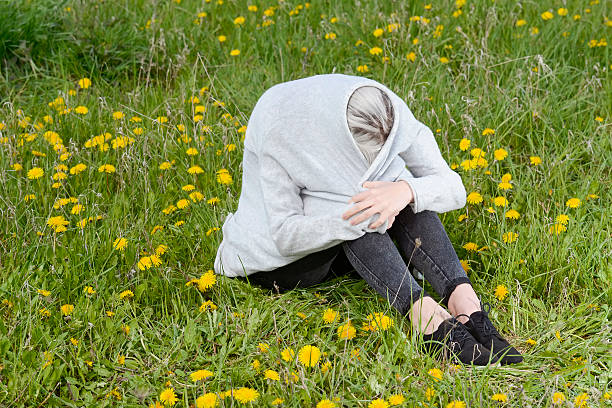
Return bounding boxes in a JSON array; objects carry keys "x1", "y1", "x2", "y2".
[
  {"x1": 395, "y1": 122, "x2": 466, "y2": 213},
  {"x1": 258, "y1": 149, "x2": 367, "y2": 258}
]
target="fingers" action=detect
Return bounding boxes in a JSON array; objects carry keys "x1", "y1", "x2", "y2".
[
  {"x1": 342, "y1": 198, "x2": 373, "y2": 220},
  {"x1": 349, "y1": 204, "x2": 381, "y2": 226}
]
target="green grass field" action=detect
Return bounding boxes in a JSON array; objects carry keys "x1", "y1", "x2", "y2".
[{"x1": 1, "y1": 0, "x2": 611, "y2": 406}]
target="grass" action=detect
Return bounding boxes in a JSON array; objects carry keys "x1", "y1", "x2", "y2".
[{"x1": 0, "y1": 0, "x2": 611, "y2": 406}]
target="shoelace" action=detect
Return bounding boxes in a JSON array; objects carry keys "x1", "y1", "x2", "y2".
[{"x1": 447, "y1": 320, "x2": 472, "y2": 350}]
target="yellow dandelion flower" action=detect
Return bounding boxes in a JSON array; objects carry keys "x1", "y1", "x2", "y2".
[
  {"x1": 541, "y1": 11, "x2": 553, "y2": 20},
  {"x1": 446, "y1": 401, "x2": 466, "y2": 408},
  {"x1": 494, "y1": 148, "x2": 508, "y2": 160},
  {"x1": 190, "y1": 369, "x2": 213, "y2": 381},
  {"x1": 113, "y1": 237, "x2": 127, "y2": 251},
  {"x1": 60, "y1": 304, "x2": 74, "y2": 316},
  {"x1": 78, "y1": 78, "x2": 91, "y2": 89},
  {"x1": 159, "y1": 387, "x2": 178, "y2": 406},
  {"x1": 565, "y1": 198, "x2": 581, "y2": 208},
  {"x1": 494, "y1": 285, "x2": 509, "y2": 301},
  {"x1": 195, "y1": 393, "x2": 217, "y2": 408},
  {"x1": 316, "y1": 399, "x2": 336, "y2": 408},
  {"x1": 505, "y1": 209, "x2": 520, "y2": 219},
  {"x1": 373, "y1": 28, "x2": 384, "y2": 37},
  {"x1": 369, "y1": 46, "x2": 383, "y2": 55},
  {"x1": 197, "y1": 270, "x2": 216, "y2": 291},
  {"x1": 428, "y1": 368, "x2": 443, "y2": 381},
  {"x1": 74, "y1": 106, "x2": 89, "y2": 115},
  {"x1": 230, "y1": 49, "x2": 240, "y2": 56},
  {"x1": 466, "y1": 191, "x2": 483, "y2": 204},
  {"x1": 233, "y1": 387, "x2": 259, "y2": 404},
  {"x1": 264, "y1": 369, "x2": 280, "y2": 381},
  {"x1": 529, "y1": 156, "x2": 542, "y2": 165},
  {"x1": 297, "y1": 345, "x2": 321, "y2": 367},
  {"x1": 188, "y1": 165, "x2": 204, "y2": 174},
  {"x1": 552, "y1": 392, "x2": 565, "y2": 404},
  {"x1": 459, "y1": 138, "x2": 471, "y2": 151},
  {"x1": 406, "y1": 52, "x2": 416, "y2": 62},
  {"x1": 337, "y1": 321, "x2": 356, "y2": 340},
  {"x1": 322, "y1": 308, "x2": 338, "y2": 324},
  {"x1": 119, "y1": 290, "x2": 134, "y2": 300},
  {"x1": 492, "y1": 393, "x2": 507, "y2": 402},
  {"x1": 502, "y1": 232, "x2": 518, "y2": 243},
  {"x1": 27, "y1": 167, "x2": 44, "y2": 179},
  {"x1": 369, "y1": 399, "x2": 389, "y2": 408},
  {"x1": 281, "y1": 347, "x2": 295, "y2": 361},
  {"x1": 463, "y1": 242, "x2": 479, "y2": 252},
  {"x1": 493, "y1": 196, "x2": 508, "y2": 207},
  {"x1": 388, "y1": 394, "x2": 405, "y2": 406}
]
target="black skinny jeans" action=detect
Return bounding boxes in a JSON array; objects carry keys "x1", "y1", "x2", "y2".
[{"x1": 242, "y1": 205, "x2": 471, "y2": 316}]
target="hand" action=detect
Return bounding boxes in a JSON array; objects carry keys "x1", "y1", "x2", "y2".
[{"x1": 342, "y1": 180, "x2": 414, "y2": 230}]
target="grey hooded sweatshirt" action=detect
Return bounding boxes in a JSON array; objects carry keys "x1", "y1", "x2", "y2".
[{"x1": 214, "y1": 73, "x2": 466, "y2": 278}]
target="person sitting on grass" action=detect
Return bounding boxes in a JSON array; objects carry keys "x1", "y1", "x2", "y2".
[{"x1": 213, "y1": 73, "x2": 523, "y2": 366}]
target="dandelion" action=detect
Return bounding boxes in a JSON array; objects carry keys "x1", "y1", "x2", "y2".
[
  {"x1": 271, "y1": 398, "x2": 284, "y2": 406},
  {"x1": 177, "y1": 199, "x2": 190, "y2": 209},
  {"x1": 369, "y1": 399, "x2": 389, "y2": 408},
  {"x1": 502, "y1": 232, "x2": 518, "y2": 243},
  {"x1": 70, "y1": 163, "x2": 87, "y2": 175},
  {"x1": 494, "y1": 148, "x2": 508, "y2": 160},
  {"x1": 565, "y1": 198, "x2": 581, "y2": 208},
  {"x1": 98, "y1": 164, "x2": 116, "y2": 173},
  {"x1": 264, "y1": 369, "x2": 280, "y2": 381},
  {"x1": 552, "y1": 392, "x2": 565, "y2": 404},
  {"x1": 317, "y1": 400, "x2": 336, "y2": 408},
  {"x1": 119, "y1": 290, "x2": 134, "y2": 300},
  {"x1": 425, "y1": 387, "x2": 435, "y2": 401},
  {"x1": 337, "y1": 321, "x2": 356, "y2": 340},
  {"x1": 574, "y1": 393, "x2": 588, "y2": 408},
  {"x1": 197, "y1": 271, "x2": 216, "y2": 291},
  {"x1": 281, "y1": 347, "x2": 295, "y2": 361},
  {"x1": 505, "y1": 209, "x2": 520, "y2": 219},
  {"x1": 530, "y1": 156, "x2": 542, "y2": 165},
  {"x1": 233, "y1": 387, "x2": 259, "y2": 404},
  {"x1": 406, "y1": 52, "x2": 416, "y2": 62},
  {"x1": 465, "y1": 191, "x2": 483, "y2": 205},
  {"x1": 428, "y1": 367, "x2": 443, "y2": 381},
  {"x1": 297, "y1": 345, "x2": 321, "y2": 367},
  {"x1": 233, "y1": 16, "x2": 245, "y2": 25},
  {"x1": 112, "y1": 111, "x2": 124, "y2": 120},
  {"x1": 217, "y1": 35, "x2": 227, "y2": 42},
  {"x1": 367, "y1": 312, "x2": 394, "y2": 331},
  {"x1": 493, "y1": 196, "x2": 508, "y2": 207},
  {"x1": 251, "y1": 359, "x2": 261, "y2": 370},
  {"x1": 549, "y1": 223, "x2": 567, "y2": 235},
  {"x1": 196, "y1": 393, "x2": 217, "y2": 408},
  {"x1": 199, "y1": 300, "x2": 217, "y2": 312},
  {"x1": 463, "y1": 242, "x2": 479, "y2": 252},
  {"x1": 159, "y1": 387, "x2": 178, "y2": 406},
  {"x1": 388, "y1": 394, "x2": 405, "y2": 406},
  {"x1": 27, "y1": 167, "x2": 44, "y2": 179},
  {"x1": 190, "y1": 369, "x2": 213, "y2": 381},
  {"x1": 216, "y1": 169, "x2": 232, "y2": 184},
  {"x1": 188, "y1": 165, "x2": 204, "y2": 174},
  {"x1": 38, "y1": 289, "x2": 51, "y2": 297},
  {"x1": 322, "y1": 308, "x2": 338, "y2": 324},
  {"x1": 60, "y1": 304, "x2": 74, "y2": 316},
  {"x1": 230, "y1": 49, "x2": 240, "y2": 56},
  {"x1": 494, "y1": 285, "x2": 509, "y2": 301},
  {"x1": 113, "y1": 237, "x2": 127, "y2": 251},
  {"x1": 556, "y1": 214, "x2": 569, "y2": 224},
  {"x1": 369, "y1": 46, "x2": 383, "y2": 55},
  {"x1": 459, "y1": 138, "x2": 471, "y2": 151},
  {"x1": 78, "y1": 78, "x2": 92, "y2": 89},
  {"x1": 74, "y1": 106, "x2": 89, "y2": 115},
  {"x1": 541, "y1": 11, "x2": 553, "y2": 20},
  {"x1": 492, "y1": 393, "x2": 507, "y2": 403},
  {"x1": 446, "y1": 401, "x2": 466, "y2": 408},
  {"x1": 373, "y1": 28, "x2": 384, "y2": 37},
  {"x1": 439, "y1": 57, "x2": 449, "y2": 64},
  {"x1": 257, "y1": 343, "x2": 269, "y2": 353}
]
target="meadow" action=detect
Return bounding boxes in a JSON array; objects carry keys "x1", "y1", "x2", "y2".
[{"x1": 0, "y1": 0, "x2": 610, "y2": 406}]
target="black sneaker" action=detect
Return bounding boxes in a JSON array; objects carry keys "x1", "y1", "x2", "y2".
[
  {"x1": 421, "y1": 317, "x2": 497, "y2": 366},
  {"x1": 460, "y1": 302, "x2": 523, "y2": 365}
]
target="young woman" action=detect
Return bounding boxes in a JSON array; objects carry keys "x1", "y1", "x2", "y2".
[{"x1": 214, "y1": 74, "x2": 522, "y2": 366}]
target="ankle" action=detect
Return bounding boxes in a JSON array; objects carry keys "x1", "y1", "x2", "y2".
[
  {"x1": 448, "y1": 284, "x2": 482, "y2": 323},
  {"x1": 409, "y1": 296, "x2": 452, "y2": 335}
]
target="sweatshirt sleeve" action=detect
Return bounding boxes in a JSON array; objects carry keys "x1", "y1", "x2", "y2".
[
  {"x1": 258, "y1": 149, "x2": 370, "y2": 258},
  {"x1": 395, "y1": 122, "x2": 466, "y2": 213}
]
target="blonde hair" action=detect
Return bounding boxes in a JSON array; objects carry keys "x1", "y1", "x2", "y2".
[{"x1": 346, "y1": 86, "x2": 395, "y2": 165}]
